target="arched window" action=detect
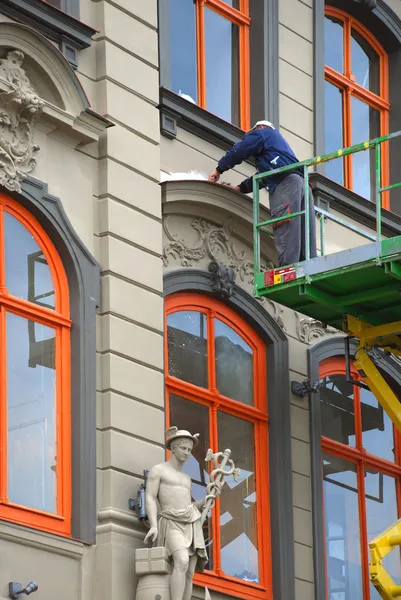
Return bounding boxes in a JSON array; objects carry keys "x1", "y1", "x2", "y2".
[
  {"x1": 324, "y1": 7, "x2": 389, "y2": 205},
  {"x1": 320, "y1": 357, "x2": 401, "y2": 600},
  {"x1": 0, "y1": 194, "x2": 71, "y2": 536},
  {"x1": 165, "y1": 293, "x2": 271, "y2": 600}
]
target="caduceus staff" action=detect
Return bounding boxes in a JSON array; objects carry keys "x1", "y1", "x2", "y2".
[{"x1": 201, "y1": 448, "x2": 240, "y2": 526}]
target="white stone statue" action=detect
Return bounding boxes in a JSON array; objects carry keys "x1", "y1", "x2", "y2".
[{"x1": 138, "y1": 427, "x2": 239, "y2": 600}]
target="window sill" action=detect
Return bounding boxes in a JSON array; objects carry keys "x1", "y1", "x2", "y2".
[
  {"x1": 195, "y1": 572, "x2": 268, "y2": 600},
  {"x1": 0, "y1": 0, "x2": 96, "y2": 68},
  {"x1": 310, "y1": 172, "x2": 401, "y2": 238},
  {"x1": 0, "y1": 519, "x2": 84, "y2": 557},
  {"x1": 159, "y1": 87, "x2": 252, "y2": 158}
]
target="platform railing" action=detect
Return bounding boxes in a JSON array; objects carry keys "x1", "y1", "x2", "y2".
[{"x1": 252, "y1": 130, "x2": 401, "y2": 284}]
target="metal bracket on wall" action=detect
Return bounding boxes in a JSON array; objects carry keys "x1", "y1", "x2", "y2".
[
  {"x1": 291, "y1": 379, "x2": 322, "y2": 398},
  {"x1": 128, "y1": 470, "x2": 149, "y2": 520}
]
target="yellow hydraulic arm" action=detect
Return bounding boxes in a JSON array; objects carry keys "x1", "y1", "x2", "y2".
[{"x1": 344, "y1": 315, "x2": 401, "y2": 599}]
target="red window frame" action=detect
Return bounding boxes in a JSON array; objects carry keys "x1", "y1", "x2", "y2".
[
  {"x1": 165, "y1": 293, "x2": 271, "y2": 600},
  {"x1": 194, "y1": 0, "x2": 250, "y2": 130},
  {"x1": 0, "y1": 194, "x2": 71, "y2": 536},
  {"x1": 320, "y1": 357, "x2": 401, "y2": 600},
  {"x1": 324, "y1": 7, "x2": 390, "y2": 208}
]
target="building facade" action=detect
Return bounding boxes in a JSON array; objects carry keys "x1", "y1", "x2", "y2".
[{"x1": 0, "y1": 1, "x2": 401, "y2": 599}]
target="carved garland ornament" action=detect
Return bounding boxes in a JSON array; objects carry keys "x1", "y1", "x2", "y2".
[
  {"x1": 0, "y1": 50, "x2": 44, "y2": 192},
  {"x1": 295, "y1": 313, "x2": 340, "y2": 344},
  {"x1": 163, "y1": 216, "x2": 274, "y2": 284}
]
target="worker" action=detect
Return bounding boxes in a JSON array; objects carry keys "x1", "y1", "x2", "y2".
[{"x1": 209, "y1": 120, "x2": 317, "y2": 267}]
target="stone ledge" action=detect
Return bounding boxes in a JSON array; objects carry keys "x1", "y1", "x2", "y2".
[{"x1": 0, "y1": 520, "x2": 85, "y2": 558}]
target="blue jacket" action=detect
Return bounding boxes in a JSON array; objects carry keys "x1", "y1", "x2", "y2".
[{"x1": 217, "y1": 127, "x2": 303, "y2": 193}]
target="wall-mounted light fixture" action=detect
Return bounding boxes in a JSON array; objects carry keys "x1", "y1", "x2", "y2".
[{"x1": 8, "y1": 582, "x2": 38, "y2": 599}]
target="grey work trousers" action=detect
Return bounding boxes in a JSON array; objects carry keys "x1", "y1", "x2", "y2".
[{"x1": 269, "y1": 173, "x2": 317, "y2": 267}]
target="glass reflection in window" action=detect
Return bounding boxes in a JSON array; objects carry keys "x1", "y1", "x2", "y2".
[
  {"x1": 323, "y1": 454, "x2": 363, "y2": 600},
  {"x1": 325, "y1": 16, "x2": 344, "y2": 74},
  {"x1": 361, "y1": 387, "x2": 395, "y2": 463},
  {"x1": 351, "y1": 29, "x2": 380, "y2": 94},
  {"x1": 167, "y1": 311, "x2": 208, "y2": 388},
  {"x1": 320, "y1": 374, "x2": 355, "y2": 446},
  {"x1": 205, "y1": 8, "x2": 240, "y2": 125},
  {"x1": 4, "y1": 212, "x2": 55, "y2": 309},
  {"x1": 324, "y1": 82, "x2": 344, "y2": 186},
  {"x1": 215, "y1": 319, "x2": 254, "y2": 405},
  {"x1": 352, "y1": 98, "x2": 380, "y2": 201},
  {"x1": 7, "y1": 313, "x2": 56, "y2": 513},
  {"x1": 169, "y1": 0, "x2": 198, "y2": 104},
  {"x1": 218, "y1": 412, "x2": 258, "y2": 582},
  {"x1": 169, "y1": 394, "x2": 213, "y2": 569}
]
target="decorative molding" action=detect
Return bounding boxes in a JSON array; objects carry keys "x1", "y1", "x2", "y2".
[
  {"x1": 159, "y1": 88, "x2": 247, "y2": 154},
  {"x1": 163, "y1": 216, "x2": 273, "y2": 284},
  {"x1": 0, "y1": 50, "x2": 43, "y2": 193},
  {"x1": 208, "y1": 261, "x2": 236, "y2": 299},
  {"x1": 265, "y1": 299, "x2": 286, "y2": 332},
  {"x1": 0, "y1": 0, "x2": 96, "y2": 68},
  {"x1": 353, "y1": 0, "x2": 376, "y2": 8},
  {"x1": 296, "y1": 313, "x2": 339, "y2": 344}
]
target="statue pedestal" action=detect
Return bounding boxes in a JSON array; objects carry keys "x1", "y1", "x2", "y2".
[{"x1": 135, "y1": 547, "x2": 172, "y2": 600}]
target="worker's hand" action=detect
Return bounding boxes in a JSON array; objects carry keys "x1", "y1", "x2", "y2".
[
  {"x1": 221, "y1": 183, "x2": 241, "y2": 192},
  {"x1": 144, "y1": 526, "x2": 158, "y2": 545},
  {"x1": 208, "y1": 170, "x2": 220, "y2": 183}
]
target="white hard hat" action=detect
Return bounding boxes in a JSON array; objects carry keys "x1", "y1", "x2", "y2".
[{"x1": 248, "y1": 120, "x2": 275, "y2": 133}]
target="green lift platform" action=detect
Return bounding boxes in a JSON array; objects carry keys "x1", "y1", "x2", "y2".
[{"x1": 252, "y1": 130, "x2": 401, "y2": 600}]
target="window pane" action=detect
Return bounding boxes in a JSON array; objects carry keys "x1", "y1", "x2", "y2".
[
  {"x1": 324, "y1": 81, "x2": 344, "y2": 185},
  {"x1": 169, "y1": 394, "x2": 213, "y2": 569},
  {"x1": 5, "y1": 212, "x2": 55, "y2": 309},
  {"x1": 7, "y1": 312, "x2": 56, "y2": 513},
  {"x1": 323, "y1": 454, "x2": 363, "y2": 600},
  {"x1": 351, "y1": 29, "x2": 380, "y2": 94},
  {"x1": 320, "y1": 374, "x2": 356, "y2": 446},
  {"x1": 218, "y1": 412, "x2": 259, "y2": 583},
  {"x1": 167, "y1": 311, "x2": 208, "y2": 388},
  {"x1": 215, "y1": 318, "x2": 254, "y2": 405},
  {"x1": 205, "y1": 8, "x2": 240, "y2": 125},
  {"x1": 351, "y1": 97, "x2": 380, "y2": 201},
  {"x1": 365, "y1": 471, "x2": 401, "y2": 596},
  {"x1": 221, "y1": 0, "x2": 240, "y2": 7},
  {"x1": 361, "y1": 387, "x2": 395, "y2": 462},
  {"x1": 169, "y1": 0, "x2": 198, "y2": 104},
  {"x1": 325, "y1": 16, "x2": 344, "y2": 74},
  {"x1": 43, "y1": 0, "x2": 61, "y2": 7}
]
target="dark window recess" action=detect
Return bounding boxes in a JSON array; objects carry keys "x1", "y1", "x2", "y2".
[{"x1": 0, "y1": 0, "x2": 96, "y2": 68}]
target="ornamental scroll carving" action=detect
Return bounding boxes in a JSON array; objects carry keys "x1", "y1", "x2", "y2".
[
  {"x1": 163, "y1": 216, "x2": 274, "y2": 284},
  {"x1": 295, "y1": 313, "x2": 340, "y2": 344},
  {"x1": 0, "y1": 50, "x2": 44, "y2": 192}
]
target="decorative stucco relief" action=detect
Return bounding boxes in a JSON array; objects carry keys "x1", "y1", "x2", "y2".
[
  {"x1": 163, "y1": 215, "x2": 289, "y2": 332},
  {"x1": 163, "y1": 216, "x2": 274, "y2": 284},
  {"x1": 0, "y1": 50, "x2": 44, "y2": 192},
  {"x1": 295, "y1": 313, "x2": 340, "y2": 344}
]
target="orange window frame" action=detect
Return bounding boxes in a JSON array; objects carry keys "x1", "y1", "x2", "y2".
[
  {"x1": 320, "y1": 357, "x2": 401, "y2": 600},
  {"x1": 0, "y1": 194, "x2": 71, "y2": 537},
  {"x1": 165, "y1": 293, "x2": 271, "y2": 600},
  {"x1": 195, "y1": 0, "x2": 250, "y2": 130},
  {"x1": 324, "y1": 7, "x2": 390, "y2": 208}
]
